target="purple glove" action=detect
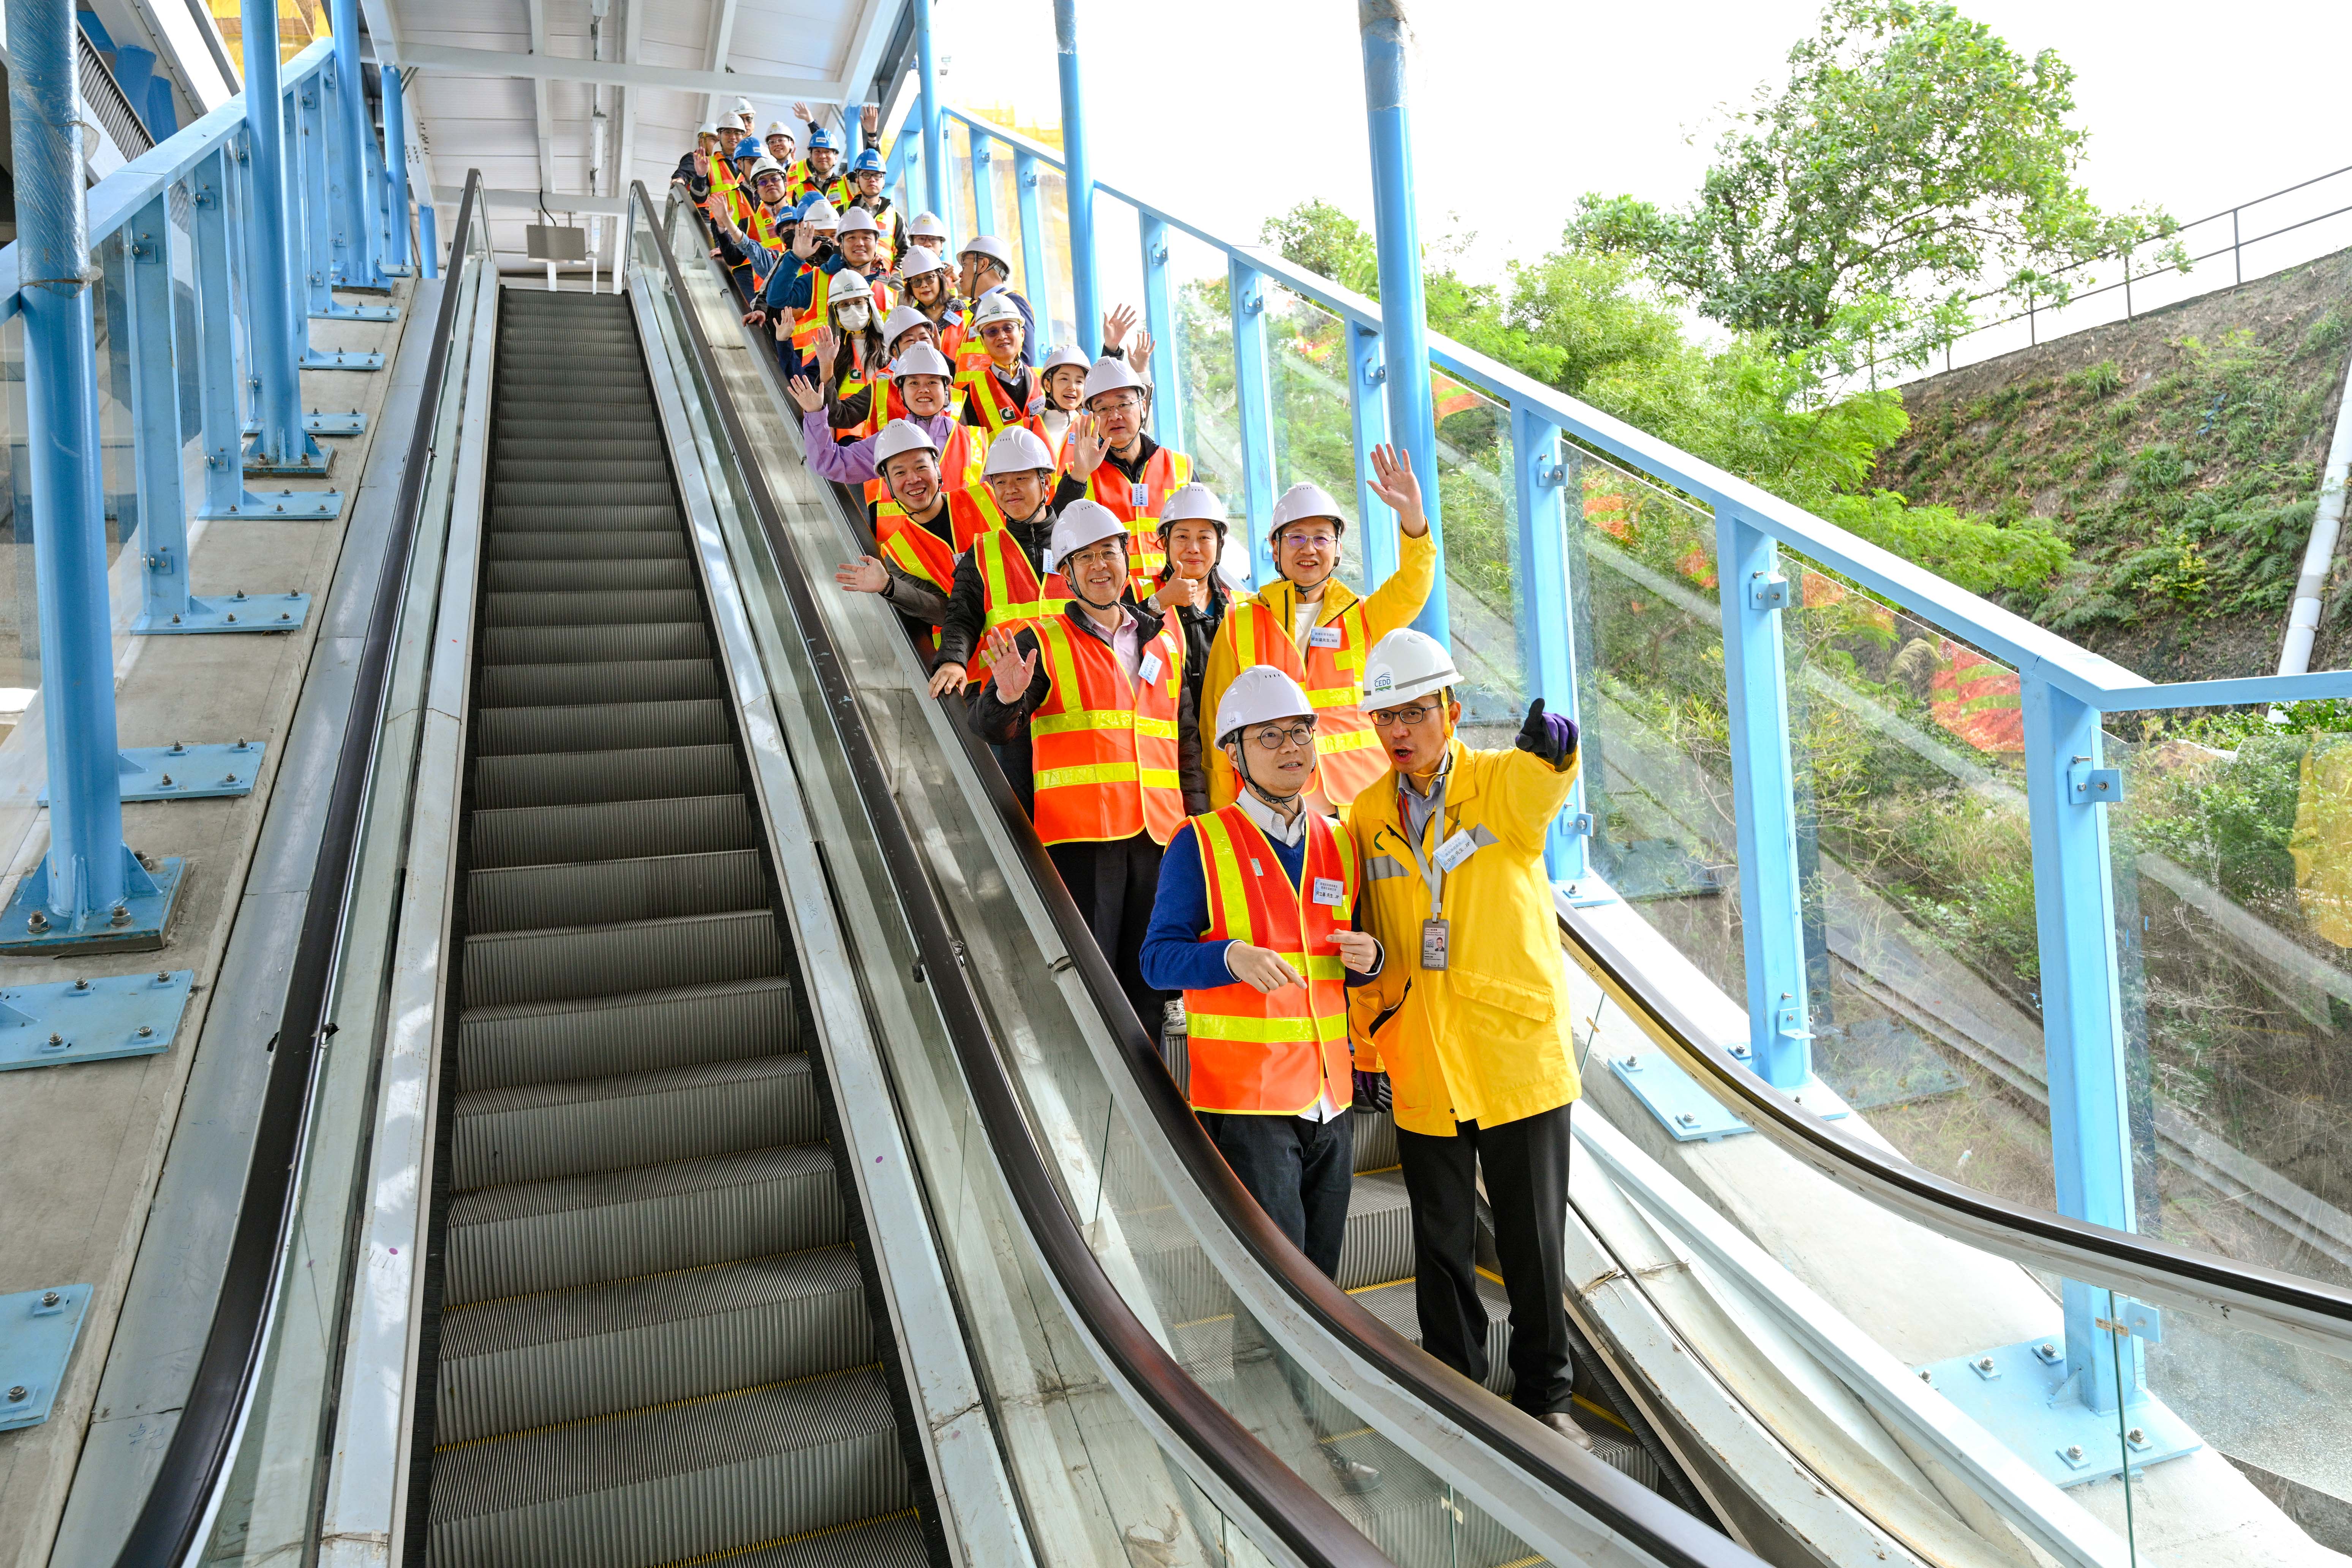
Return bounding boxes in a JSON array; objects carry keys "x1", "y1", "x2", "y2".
[
  {"x1": 1353, "y1": 1068, "x2": 1391, "y2": 1114},
  {"x1": 1513, "y1": 697, "x2": 1579, "y2": 770}
]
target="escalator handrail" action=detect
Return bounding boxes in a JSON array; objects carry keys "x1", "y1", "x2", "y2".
[
  {"x1": 114, "y1": 171, "x2": 487, "y2": 1568},
  {"x1": 1555, "y1": 900, "x2": 2352, "y2": 1353},
  {"x1": 666, "y1": 198, "x2": 1751, "y2": 1566},
  {"x1": 633, "y1": 183, "x2": 1393, "y2": 1568}
]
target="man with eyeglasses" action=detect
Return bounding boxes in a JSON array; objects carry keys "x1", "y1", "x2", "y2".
[
  {"x1": 1137, "y1": 664, "x2": 1388, "y2": 1496},
  {"x1": 1344, "y1": 627, "x2": 1596, "y2": 1451},
  {"x1": 1200, "y1": 445, "x2": 1434, "y2": 817},
  {"x1": 969, "y1": 502, "x2": 1205, "y2": 1029}
]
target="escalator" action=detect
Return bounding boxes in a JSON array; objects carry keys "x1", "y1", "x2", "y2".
[{"x1": 417, "y1": 286, "x2": 924, "y2": 1567}]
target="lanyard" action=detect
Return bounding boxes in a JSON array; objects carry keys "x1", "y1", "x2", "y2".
[{"x1": 1391, "y1": 773, "x2": 1452, "y2": 921}]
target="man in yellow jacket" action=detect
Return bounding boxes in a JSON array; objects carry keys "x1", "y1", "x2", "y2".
[
  {"x1": 1200, "y1": 445, "x2": 1434, "y2": 815},
  {"x1": 1345, "y1": 628, "x2": 1593, "y2": 1449}
]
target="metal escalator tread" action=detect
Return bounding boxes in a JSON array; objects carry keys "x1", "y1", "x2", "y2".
[{"x1": 423, "y1": 287, "x2": 917, "y2": 1568}]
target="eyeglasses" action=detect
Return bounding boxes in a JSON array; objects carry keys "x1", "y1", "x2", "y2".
[
  {"x1": 1062, "y1": 541, "x2": 1127, "y2": 569},
  {"x1": 1246, "y1": 721, "x2": 1318, "y2": 750},
  {"x1": 1368, "y1": 703, "x2": 1441, "y2": 727},
  {"x1": 1279, "y1": 531, "x2": 1338, "y2": 552},
  {"x1": 1092, "y1": 394, "x2": 1144, "y2": 414}
]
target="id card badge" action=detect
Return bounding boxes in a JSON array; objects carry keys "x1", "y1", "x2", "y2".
[
  {"x1": 1311, "y1": 876, "x2": 1346, "y2": 907},
  {"x1": 1420, "y1": 918, "x2": 1450, "y2": 971},
  {"x1": 1307, "y1": 624, "x2": 1343, "y2": 650},
  {"x1": 1139, "y1": 651, "x2": 1163, "y2": 684},
  {"x1": 1130, "y1": 481, "x2": 1150, "y2": 510}
]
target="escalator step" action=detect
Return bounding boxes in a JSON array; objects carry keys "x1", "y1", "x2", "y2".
[
  {"x1": 492, "y1": 440, "x2": 669, "y2": 465},
  {"x1": 424, "y1": 1365, "x2": 906, "y2": 1568},
  {"x1": 458, "y1": 977, "x2": 796, "y2": 1092},
  {"x1": 474, "y1": 697, "x2": 729, "y2": 757},
  {"x1": 470, "y1": 741, "x2": 741, "y2": 810},
  {"x1": 462, "y1": 907, "x2": 784, "y2": 1008},
  {"x1": 483, "y1": 589, "x2": 702, "y2": 628},
  {"x1": 435, "y1": 1247, "x2": 871, "y2": 1443},
  {"x1": 484, "y1": 558, "x2": 699, "y2": 593},
  {"x1": 1335, "y1": 1170, "x2": 1415, "y2": 1292},
  {"x1": 477, "y1": 624, "x2": 711, "y2": 670},
  {"x1": 469, "y1": 792, "x2": 756, "y2": 869},
  {"x1": 1353, "y1": 1108, "x2": 1399, "y2": 1174},
  {"x1": 476, "y1": 657, "x2": 724, "y2": 708},
  {"x1": 492, "y1": 482, "x2": 676, "y2": 509},
  {"x1": 493, "y1": 460, "x2": 677, "y2": 487},
  {"x1": 495, "y1": 425, "x2": 665, "y2": 449},
  {"x1": 485, "y1": 529, "x2": 687, "y2": 562},
  {"x1": 684, "y1": 1511, "x2": 929, "y2": 1568},
  {"x1": 496, "y1": 399, "x2": 656, "y2": 423},
  {"x1": 468, "y1": 848, "x2": 766, "y2": 933},
  {"x1": 452, "y1": 1054, "x2": 817, "y2": 1189},
  {"x1": 446, "y1": 1142, "x2": 841, "y2": 1303},
  {"x1": 487, "y1": 505, "x2": 681, "y2": 533}
]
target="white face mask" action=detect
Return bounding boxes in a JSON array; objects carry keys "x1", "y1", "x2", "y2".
[{"x1": 836, "y1": 300, "x2": 871, "y2": 331}]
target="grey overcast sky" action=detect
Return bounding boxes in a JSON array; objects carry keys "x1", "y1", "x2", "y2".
[{"x1": 930, "y1": 0, "x2": 2347, "y2": 287}]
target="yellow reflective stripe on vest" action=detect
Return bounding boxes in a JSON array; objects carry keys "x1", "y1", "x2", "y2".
[
  {"x1": 1186, "y1": 1011, "x2": 1349, "y2": 1044},
  {"x1": 1232, "y1": 605, "x2": 1258, "y2": 668},
  {"x1": 1031, "y1": 708, "x2": 1177, "y2": 739},
  {"x1": 1317, "y1": 726, "x2": 1383, "y2": 754},
  {"x1": 1033, "y1": 763, "x2": 1181, "y2": 790},
  {"x1": 1307, "y1": 688, "x2": 1356, "y2": 709},
  {"x1": 1197, "y1": 811, "x2": 1253, "y2": 948}
]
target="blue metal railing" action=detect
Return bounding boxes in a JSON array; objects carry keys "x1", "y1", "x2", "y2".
[{"x1": 921, "y1": 92, "x2": 2352, "y2": 1445}]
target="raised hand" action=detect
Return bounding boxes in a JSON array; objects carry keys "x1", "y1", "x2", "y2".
[
  {"x1": 1066, "y1": 411, "x2": 1108, "y2": 477},
  {"x1": 785, "y1": 375, "x2": 827, "y2": 414},
  {"x1": 811, "y1": 325, "x2": 841, "y2": 373},
  {"x1": 1129, "y1": 329, "x2": 1153, "y2": 377},
  {"x1": 792, "y1": 101, "x2": 813, "y2": 125},
  {"x1": 985, "y1": 628, "x2": 1037, "y2": 701},
  {"x1": 927, "y1": 661, "x2": 969, "y2": 697},
  {"x1": 860, "y1": 103, "x2": 881, "y2": 137},
  {"x1": 1367, "y1": 443, "x2": 1427, "y2": 537},
  {"x1": 834, "y1": 555, "x2": 887, "y2": 593},
  {"x1": 1102, "y1": 303, "x2": 1138, "y2": 350}
]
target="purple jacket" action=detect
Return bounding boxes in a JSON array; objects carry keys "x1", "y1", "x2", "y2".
[{"x1": 801, "y1": 408, "x2": 961, "y2": 486}]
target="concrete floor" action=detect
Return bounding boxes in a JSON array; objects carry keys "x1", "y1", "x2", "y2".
[{"x1": 0, "y1": 292, "x2": 417, "y2": 1568}]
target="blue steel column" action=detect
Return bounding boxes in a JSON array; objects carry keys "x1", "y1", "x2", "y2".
[
  {"x1": 1052, "y1": 0, "x2": 1100, "y2": 357},
  {"x1": 1227, "y1": 258, "x2": 1277, "y2": 588},
  {"x1": 4, "y1": 0, "x2": 150, "y2": 932},
  {"x1": 329, "y1": 0, "x2": 382, "y2": 285},
  {"x1": 240, "y1": 0, "x2": 324, "y2": 472},
  {"x1": 1014, "y1": 148, "x2": 1052, "y2": 345},
  {"x1": 1716, "y1": 511, "x2": 1811, "y2": 1088},
  {"x1": 420, "y1": 202, "x2": 440, "y2": 279},
  {"x1": 383, "y1": 62, "x2": 414, "y2": 271},
  {"x1": 967, "y1": 132, "x2": 996, "y2": 243},
  {"x1": 915, "y1": 0, "x2": 944, "y2": 215},
  {"x1": 1351, "y1": 324, "x2": 1394, "y2": 583},
  {"x1": 2020, "y1": 675, "x2": 2142, "y2": 1414},
  {"x1": 1358, "y1": 0, "x2": 1447, "y2": 642},
  {"x1": 1511, "y1": 406, "x2": 1586, "y2": 880},
  {"x1": 1138, "y1": 217, "x2": 1182, "y2": 451}
]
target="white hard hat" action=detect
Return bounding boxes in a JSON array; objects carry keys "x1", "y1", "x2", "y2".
[
  {"x1": 1216, "y1": 666, "x2": 1315, "y2": 747},
  {"x1": 1270, "y1": 481, "x2": 1347, "y2": 539},
  {"x1": 1362, "y1": 629, "x2": 1461, "y2": 711},
  {"x1": 699, "y1": 122, "x2": 720, "y2": 137},
  {"x1": 748, "y1": 156, "x2": 787, "y2": 182},
  {"x1": 1159, "y1": 482, "x2": 1227, "y2": 530},
  {"x1": 873, "y1": 418, "x2": 939, "y2": 468},
  {"x1": 899, "y1": 245, "x2": 947, "y2": 278},
  {"x1": 734, "y1": 96, "x2": 754, "y2": 115},
  {"x1": 969, "y1": 291, "x2": 1025, "y2": 331},
  {"x1": 1040, "y1": 343, "x2": 1092, "y2": 376},
  {"x1": 1081, "y1": 356, "x2": 1144, "y2": 405},
  {"x1": 909, "y1": 210, "x2": 948, "y2": 237},
  {"x1": 765, "y1": 120, "x2": 792, "y2": 137},
  {"x1": 800, "y1": 198, "x2": 839, "y2": 228},
  {"x1": 890, "y1": 343, "x2": 955, "y2": 381},
  {"x1": 983, "y1": 425, "x2": 1055, "y2": 476},
  {"x1": 1048, "y1": 499, "x2": 1129, "y2": 573},
  {"x1": 881, "y1": 305, "x2": 932, "y2": 349},
  {"x1": 828, "y1": 270, "x2": 874, "y2": 306},
  {"x1": 959, "y1": 234, "x2": 1013, "y2": 269},
  {"x1": 835, "y1": 207, "x2": 879, "y2": 237}
]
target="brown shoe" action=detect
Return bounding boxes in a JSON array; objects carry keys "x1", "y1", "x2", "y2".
[{"x1": 1543, "y1": 1411, "x2": 1598, "y2": 1453}]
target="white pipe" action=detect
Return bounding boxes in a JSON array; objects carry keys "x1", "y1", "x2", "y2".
[{"x1": 2277, "y1": 344, "x2": 2352, "y2": 675}]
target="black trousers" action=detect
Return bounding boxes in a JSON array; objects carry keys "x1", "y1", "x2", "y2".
[
  {"x1": 1395, "y1": 1101, "x2": 1575, "y2": 1416},
  {"x1": 1196, "y1": 1111, "x2": 1355, "y2": 1280},
  {"x1": 1048, "y1": 833, "x2": 1166, "y2": 1034}
]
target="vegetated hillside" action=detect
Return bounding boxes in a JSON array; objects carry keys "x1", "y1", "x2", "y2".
[{"x1": 1875, "y1": 248, "x2": 2352, "y2": 683}]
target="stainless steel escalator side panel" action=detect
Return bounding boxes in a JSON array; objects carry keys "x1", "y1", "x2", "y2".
[{"x1": 629, "y1": 263, "x2": 1035, "y2": 1568}]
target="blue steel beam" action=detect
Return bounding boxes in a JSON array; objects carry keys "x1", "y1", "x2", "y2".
[
  {"x1": 420, "y1": 201, "x2": 440, "y2": 279},
  {"x1": 915, "y1": 0, "x2": 943, "y2": 216},
  {"x1": 383, "y1": 63, "x2": 414, "y2": 272},
  {"x1": 967, "y1": 130, "x2": 995, "y2": 242},
  {"x1": 1228, "y1": 258, "x2": 1277, "y2": 586},
  {"x1": 1715, "y1": 511, "x2": 1812, "y2": 1089},
  {"x1": 1350, "y1": 323, "x2": 1394, "y2": 585},
  {"x1": 329, "y1": 0, "x2": 387, "y2": 287},
  {"x1": 1358, "y1": 0, "x2": 1448, "y2": 644},
  {"x1": 1014, "y1": 148, "x2": 1052, "y2": 348},
  {"x1": 1138, "y1": 217, "x2": 1182, "y2": 451},
  {"x1": 239, "y1": 0, "x2": 325, "y2": 471},
  {"x1": 1510, "y1": 406, "x2": 1585, "y2": 881},
  {"x1": 301, "y1": 66, "x2": 394, "y2": 326},
  {"x1": 1051, "y1": 0, "x2": 1100, "y2": 357}
]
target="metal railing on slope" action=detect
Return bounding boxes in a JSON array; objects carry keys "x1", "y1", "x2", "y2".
[{"x1": 107, "y1": 171, "x2": 483, "y2": 1568}]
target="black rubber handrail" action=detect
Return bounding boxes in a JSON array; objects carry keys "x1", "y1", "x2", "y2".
[
  {"x1": 114, "y1": 172, "x2": 485, "y2": 1568},
  {"x1": 1554, "y1": 904, "x2": 2352, "y2": 1345},
  {"x1": 669, "y1": 201, "x2": 1749, "y2": 1565},
  {"x1": 635, "y1": 184, "x2": 1393, "y2": 1568}
]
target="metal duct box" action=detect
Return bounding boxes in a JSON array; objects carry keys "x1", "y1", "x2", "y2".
[{"x1": 526, "y1": 224, "x2": 588, "y2": 262}]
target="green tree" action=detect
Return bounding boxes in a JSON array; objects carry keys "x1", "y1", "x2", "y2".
[{"x1": 1569, "y1": 0, "x2": 2175, "y2": 375}]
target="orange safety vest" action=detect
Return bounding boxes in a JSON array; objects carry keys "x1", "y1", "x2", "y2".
[
  {"x1": 789, "y1": 161, "x2": 853, "y2": 210},
  {"x1": 790, "y1": 262, "x2": 831, "y2": 356},
  {"x1": 937, "y1": 306, "x2": 971, "y2": 363},
  {"x1": 1078, "y1": 447, "x2": 1192, "y2": 590},
  {"x1": 1028, "y1": 613, "x2": 1186, "y2": 847},
  {"x1": 966, "y1": 528, "x2": 1068, "y2": 685},
  {"x1": 875, "y1": 487, "x2": 1004, "y2": 652},
  {"x1": 960, "y1": 361, "x2": 1045, "y2": 438},
  {"x1": 863, "y1": 423, "x2": 988, "y2": 505},
  {"x1": 1224, "y1": 597, "x2": 1388, "y2": 804},
  {"x1": 1182, "y1": 805, "x2": 1359, "y2": 1115},
  {"x1": 831, "y1": 343, "x2": 887, "y2": 439}
]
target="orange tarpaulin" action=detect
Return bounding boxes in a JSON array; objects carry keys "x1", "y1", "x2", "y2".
[{"x1": 1931, "y1": 639, "x2": 2023, "y2": 753}]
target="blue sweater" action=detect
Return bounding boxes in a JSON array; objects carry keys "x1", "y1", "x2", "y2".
[{"x1": 1140, "y1": 819, "x2": 1381, "y2": 994}]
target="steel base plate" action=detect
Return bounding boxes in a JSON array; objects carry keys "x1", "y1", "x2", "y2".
[
  {"x1": 311, "y1": 300, "x2": 398, "y2": 322},
  {"x1": 0, "y1": 1285, "x2": 92, "y2": 1430},
  {"x1": 136, "y1": 591, "x2": 310, "y2": 634},
  {"x1": 0, "y1": 854, "x2": 186, "y2": 954},
  {"x1": 1917, "y1": 1339, "x2": 2202, "y2": 1486},
  {"x1": 1608, "y1": 1046, "x2": 1847, "y2": 1141},
  {"x1": 243, "y1": 411, "x2": 368, "y2": 436},
  {"x1": 201, "y1": 488, "x2": 343, "y2": 520},
  {"x1": 243, "y1": 445, "x2": 335, "y2": 479},
  {"x1": 0, "y1": 971, "x2": 194, "y2": 1070},
  {"x1": 300, "y1": 345, "x2": 386, "y2": 370},
  {"x1": 37, "y1": 743, "x2": 265, "y2": 804}
]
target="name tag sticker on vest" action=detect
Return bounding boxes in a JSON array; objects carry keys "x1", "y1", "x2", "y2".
[
  {"x1": 1420, "y1": 918, "x2": 1449, "y2": 971},
  {"x1": 1307, "y1": 624, "x2": 1343, "y2": 650},
  {"x1": 1131, "y1": 482, "x2": 1150, "y2": 510},
  {"x1": 1434, "y1": 831, "x2": 1481, "y2": 873},
  {"x1": 1139, "y1": 652, "x2": 1162, "y2": 684},
  {"x1": 1312, "y1": 876, "x2": 1346, "y2": 907}
]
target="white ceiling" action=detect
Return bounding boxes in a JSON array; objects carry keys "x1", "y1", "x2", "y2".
[{"x1": 359, "y1": 0, "x2": 911, "y2": 269}]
